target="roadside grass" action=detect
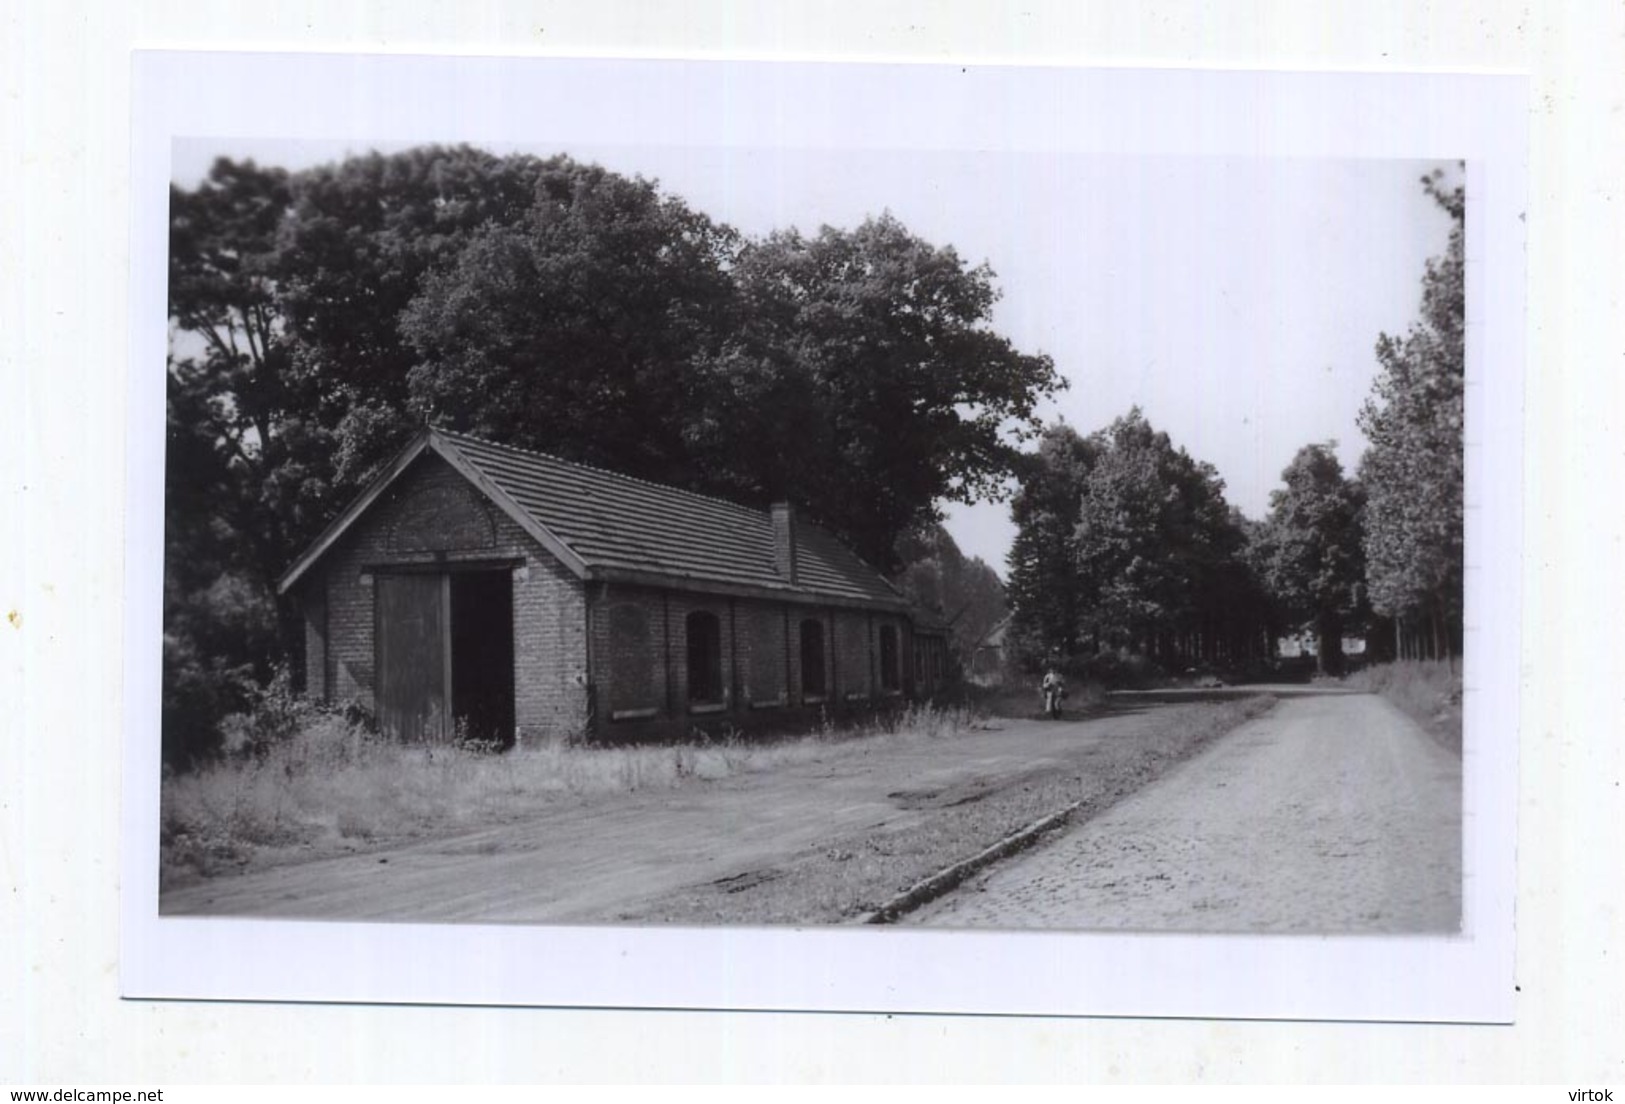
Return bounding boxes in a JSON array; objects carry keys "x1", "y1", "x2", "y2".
[
  {"x1": 159, "y1": 700, "x2": 984, "y2": 888},
  {"x1": 614, "y1": 694, "x2": 1280, "y2": 926},
  {"x1": 1344, "y1": 660, "x2": 1463, "y2": 755}
]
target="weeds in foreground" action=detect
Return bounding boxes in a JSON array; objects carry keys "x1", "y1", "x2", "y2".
[{"x1": 160, "y1": 700, "x2": 984, "y2": 887}]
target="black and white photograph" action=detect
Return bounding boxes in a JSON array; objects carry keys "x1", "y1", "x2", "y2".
[
  {"x1": 158, "y1": 138, "x2": 1467, "y2": 931},
  {"x1": 25, "y1": 0, "x2": 1625, "y2": 1085},
  {"x1": 121, "y1": 54, "x2": 1525, "y2": 1021}
]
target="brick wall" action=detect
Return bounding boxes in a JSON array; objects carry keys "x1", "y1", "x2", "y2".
[
  {"x1": 301, "y1": 584, "x2": 327, "y2": 699},
  {"x1": 510, "y1": 553, "x2": 590, "y2": 743},
  {"x1": 300, "y1": 454, "x2": 589, "y2": 743},
  {"x1": 588, "y1": 582, "x2": 912, "y2": 739}
]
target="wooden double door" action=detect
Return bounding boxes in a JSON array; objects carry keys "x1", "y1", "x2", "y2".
[{"x1": 375, "y1": 569, "x2": 515, "y2": 745}]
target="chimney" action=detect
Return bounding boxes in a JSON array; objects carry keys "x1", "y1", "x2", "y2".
[{"x1": 771, "y1": 501, "x2": 798, "y2": 585}]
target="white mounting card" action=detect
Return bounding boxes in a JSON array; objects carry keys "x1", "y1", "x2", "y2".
[{"x1": 125, "y1": 52, "x2": 1525, "y2": 1022}]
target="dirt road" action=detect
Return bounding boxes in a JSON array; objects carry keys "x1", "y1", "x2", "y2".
[
  {"x1": 909, "y1": 693, "x2": 1461, "y2": 932},
  {"x1": 162, "y1": 701, "x2": 1236, "y2": 924}
]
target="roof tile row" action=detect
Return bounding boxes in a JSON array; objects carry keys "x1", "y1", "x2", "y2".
[{"x1": 437, "y1": 429, "x2": 904, "y2": 606}]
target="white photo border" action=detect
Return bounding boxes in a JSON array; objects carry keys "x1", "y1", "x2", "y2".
[{"x1": 123, "y1": 52, "x2": 1526, "y2": 1021}]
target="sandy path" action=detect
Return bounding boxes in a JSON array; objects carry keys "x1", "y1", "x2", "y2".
[
  {"x1": 910, "y1": 693, "x2": 1461, "y2": 932},
  {"x1": 162, "y1": 702, "x2": 1210, "y2": 924}
]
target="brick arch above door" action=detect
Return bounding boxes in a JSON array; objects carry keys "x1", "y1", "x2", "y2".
[{"x1": 388, "y1": 482, "x2": 498, "y2": 553}]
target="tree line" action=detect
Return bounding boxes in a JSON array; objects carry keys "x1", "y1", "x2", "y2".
[
  {"x1": 165, "y1": 146, "x2": 1048, "y2": 764},
  {"x1": 1005, "y1": 167, "x2": 1465, "y2": 677}
]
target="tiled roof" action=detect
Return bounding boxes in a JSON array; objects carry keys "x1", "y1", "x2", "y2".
[
  {"x1": 443, "y1": 429, "x2": 906, "y2": 605},
  {"x1": 281, "y1": 427, "x2": 906, "y2": 609}
]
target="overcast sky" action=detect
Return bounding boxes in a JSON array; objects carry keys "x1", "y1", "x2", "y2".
[{"x1": 175, "y1": 139, "x2": 1455, "y2": 575}]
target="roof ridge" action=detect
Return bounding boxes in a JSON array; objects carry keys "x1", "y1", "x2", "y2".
[{"x1": 432, "y1": 426, "x2": 781, "y2": 524}]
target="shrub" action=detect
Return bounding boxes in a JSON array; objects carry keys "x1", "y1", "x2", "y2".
[
  {"x1": 161, "y1": 633, "x2": 258, "y2": 769},
  {"x1": 217, "y1": 664, "x2": 323, "y2": 760}
]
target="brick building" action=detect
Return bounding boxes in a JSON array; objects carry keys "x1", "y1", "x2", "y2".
[{"x1": 278, "y1": 427, "x2": 951, "y2": 745}]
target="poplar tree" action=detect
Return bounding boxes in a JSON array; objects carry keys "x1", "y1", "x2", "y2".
[
  {"x1": 1357, "y1": 167, "x2": 1465, "y2": 659},
  {"x1": 1004, "y1": 424, "x2": 1100, "y2": 662}
]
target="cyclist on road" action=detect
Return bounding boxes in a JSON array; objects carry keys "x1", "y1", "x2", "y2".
[{"x1": 1041, "y1": 667, "x2": 1067, "y2": 719}]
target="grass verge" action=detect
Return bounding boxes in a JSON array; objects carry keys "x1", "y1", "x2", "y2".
[
  {"x1": 160, "y1": 701, "x2": 982, "y2": 890},
  {"x1": 611, "y1": 694, "x2": 1278, "y2": 926},
  {"x1": 1343, "y1": 660, "x2": 1462, "y2": 755}
]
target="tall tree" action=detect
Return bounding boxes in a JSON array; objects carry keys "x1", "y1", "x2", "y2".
[
  {"x1": 1006, "y1": 411, "x2": 1264, "y2": 672},
  {"x1": 1004, "y1": 423, "x2": 1100, "y2": 662},
  {"x1": 167, "y1": 158, "x2": 298, "y2": 591},
  {"x1": 706, "y1": 214, "x2": 1066, "y2": 570},
  {"x1": 1072, "y1": 410, "x2": 1241, "y2": 663},
  {"x1": 276, "y1": 146, "x2": 577, "y2": 489},
  {"x1": 1254, "y1": 443, "x2": 1367, "y2": 674},
  {"x1": 1357, "y1": 167, "x2": 1465, "y2": 659},
  {"x1": 399, "y1": 158, "x2": 741, "y2": 485},
  {"x1": 166, "y1": 159, "x2": 302, "y2": 764}
]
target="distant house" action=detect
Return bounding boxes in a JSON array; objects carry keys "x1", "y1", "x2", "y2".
[
  {"x1": 278, "y1": 427, "x2": 950, "y2": 745},
  {"x1": 969, "y1": 614, "x2": 1013, "y2": 684},
  {"x1": 1275, "y1": 630, "x2": 1368, "y2": 660}
]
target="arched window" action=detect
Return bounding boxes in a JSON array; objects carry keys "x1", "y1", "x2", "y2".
[
  {"x1": 686, "y1": 610, "x2": 724, "y2": 705},
  {"x1": 800, "y1": 619, "x2": 826, "y2": 698},
  {"x1": 879, "y1": 624, "x2": 901, "y2": 692}
]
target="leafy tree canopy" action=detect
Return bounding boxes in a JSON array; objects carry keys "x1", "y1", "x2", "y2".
[
  {"x1": 1006, "y1": 411, "x2": 1269, "y2": 673},
  {"x1": 1252, "y1": 442, "x2": 1367, "y2": 671},
  {"x1": 693, "y1": 214, "x2": 1065, "y2": 568},
  {"x1": 1004, "y1": 422, "x2": 1102, "y2": 661},
  {"x1": 399, "y1": 157, "x2": 740, "y2": 487}
]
